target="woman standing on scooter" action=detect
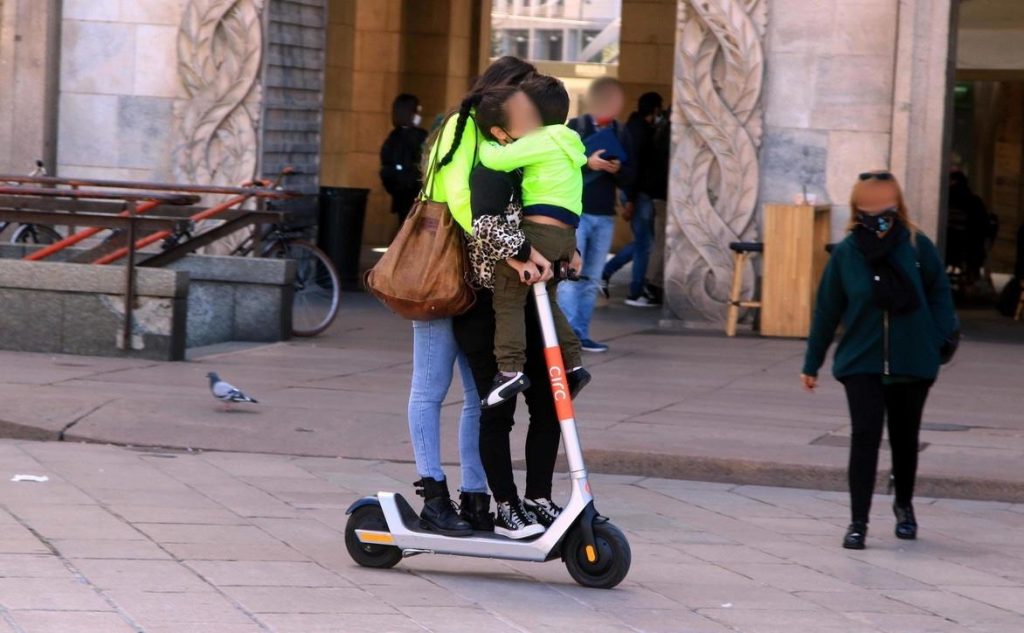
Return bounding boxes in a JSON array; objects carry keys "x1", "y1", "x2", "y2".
[
  {"x1": 801, "y1": 171, "x2": 958, "y2": 550},
  {"x1": 452, "y1": 82, "x2": 580, "y2": 540},
  {"x1": 405, "y1": 57, "x2": 536, "y2": 537}
]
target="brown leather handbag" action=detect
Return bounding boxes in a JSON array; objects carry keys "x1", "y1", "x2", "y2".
[{"x1": 365, "y1": 146, "x2": 475, "y2": 320}]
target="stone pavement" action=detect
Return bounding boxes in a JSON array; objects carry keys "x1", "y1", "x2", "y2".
[
  {"x1": 1, "y1": 293, "x2": 1023, "y2": 501},
  {"x1": 1, "y1": 292, "x2": 1024, "y2": 500},
  {"x1": 0, "y1": 439, "x2": 1023, "y2": 633}
]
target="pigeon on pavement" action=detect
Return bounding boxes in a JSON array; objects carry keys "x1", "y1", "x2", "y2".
[{"x1": 207, "y1": 372, "x2": 258, "y2": 409}]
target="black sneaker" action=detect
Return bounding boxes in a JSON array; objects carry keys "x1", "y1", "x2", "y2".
[
  {"x1": 567, "y1": 367, "x2": 591, "y2": 399},
  {"x1": 580, "y1": 338, "x2": 609, "y2": 353},
  {"x1": 523, "y1": 497, "x2": 563, "y2": 528},
  {"x1": 482, "y1": 372, "x2": 530, "y2": 409},
  {"x1": 494, "y1": 498, "x2": 545, "y2": 539},
  {"x1": 644, "y1": 284, "x2": 664, "y2": 306},
  {"x1": 625, "y1": 294, "x2": 659, "y2": 308},
  {"x1": 600, "y1": 276, "x2": 611, "y2": 299}
]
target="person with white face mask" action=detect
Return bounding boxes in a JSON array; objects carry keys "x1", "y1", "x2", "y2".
[{"x1": 379, "y1": 94, "x2": 428, "y2": 224}]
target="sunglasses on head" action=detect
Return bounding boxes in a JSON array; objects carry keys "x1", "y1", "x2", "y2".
[{"x1": 858, "y1": 171, "x2": 894, "y2": 181}]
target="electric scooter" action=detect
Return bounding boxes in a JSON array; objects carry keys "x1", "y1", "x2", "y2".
[{"x1": 344, "y1": 263, "x2": 631, "y2": 589}]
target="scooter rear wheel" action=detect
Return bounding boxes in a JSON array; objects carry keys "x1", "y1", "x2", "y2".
[
  {"x1": 344, "y1": 505, "x2": 402, "y2": 569},
  {"x1": 563, "y1": 521, "x2": 631, "y2": 589}
]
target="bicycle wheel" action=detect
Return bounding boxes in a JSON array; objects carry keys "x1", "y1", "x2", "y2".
[
  {"x1": 269, "y1": 240, "x2": 341, "y2": 336},
  {"x1": 11, "y1": 224, "x2": 62, "y2": 245}
]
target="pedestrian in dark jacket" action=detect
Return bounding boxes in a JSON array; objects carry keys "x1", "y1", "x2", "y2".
[
  {"x1": 801, "y1": 170, "x2": 957, "y2": 551},
  {"x1": 601, "y1": 92, "x2": 664, "y2": 307},
  {"x1": 380, "y1": 94, "x2": 428, "y2": 223},
  {"x1": 559, "y1": 77, "x2": 634, "y2": 353}
]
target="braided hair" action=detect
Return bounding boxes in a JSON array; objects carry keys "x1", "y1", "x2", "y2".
[
  {"x1": 436, "y1": 94, "x2": 483, "y2": 168},
  {"x1": 430, "y1": 56, "x2": 537, "y2": 170}
]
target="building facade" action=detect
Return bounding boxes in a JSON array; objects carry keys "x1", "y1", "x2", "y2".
[{"x1": 1, "y1": 0, "x2": 1021, "y2": 327}]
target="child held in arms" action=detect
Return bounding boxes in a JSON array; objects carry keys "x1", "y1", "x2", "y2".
[{"x1": 476, "y1": 75, "x2": 590, "y2": 408}]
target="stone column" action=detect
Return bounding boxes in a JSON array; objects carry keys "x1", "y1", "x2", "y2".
[
  {"x1": 0, "y1": 0, "x2": 61, "y2": 174},
  {"x1": 888, "y1": 0, "x2": 958, "y2": 243},
  {"x1": 665, "y1": 0, "x2": 768, "y2": 326}
]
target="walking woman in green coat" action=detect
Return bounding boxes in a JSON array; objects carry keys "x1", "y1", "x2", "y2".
[{"x1": 801, "y1": 171, "x2": 958, "y2": 550}]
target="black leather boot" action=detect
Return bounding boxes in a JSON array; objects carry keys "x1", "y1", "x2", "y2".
[
  {"x1": 893, "y1": 502, "x2": 917, "y2": 540},
  {"x1": 459, "y1": 491, "x2": 494, "y2": 532},
  {"x1": 843, "y1": 521, "x2": 868, "y2": 550},
  {"x1": 414, "y1": 478, "x2": 472, "y2": 537}
]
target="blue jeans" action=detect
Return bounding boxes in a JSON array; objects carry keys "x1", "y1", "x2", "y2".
[
  {"x1": 602, "y1": 193, "x2": 654, "y2": 298},
  {"x1": 408, "y1": 319, "x2": 487, "y2": 493},
  {"x1": 558, "y1": 213, "x2": 615, "y2": 340}
]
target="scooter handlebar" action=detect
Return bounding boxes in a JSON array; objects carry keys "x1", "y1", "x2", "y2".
[{"x1": 553, "y1": 260, "x2": 579, "y2": 282}]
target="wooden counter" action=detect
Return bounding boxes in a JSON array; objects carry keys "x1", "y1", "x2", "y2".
[{"x1": 760, "y1": 203, "x2": 832, "y2": 338}]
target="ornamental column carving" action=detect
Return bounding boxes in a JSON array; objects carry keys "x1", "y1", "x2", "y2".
[
  {"x1": 172, "y1": 0, "x2": 264, "y2": 252},
  {"x1": 665, "y1": 0, "x2": 767, "y2": 325}
]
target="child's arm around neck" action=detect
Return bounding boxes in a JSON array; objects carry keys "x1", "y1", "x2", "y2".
[{"x1": 478, "y1": 127, "x2": 558, "y2": 172}]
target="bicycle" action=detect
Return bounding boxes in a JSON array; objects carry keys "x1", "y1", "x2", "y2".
[
  {"x1": 2, "y1": 161, "x2": 63, "y2": 245},
  {"x1": 230, "y1": 223, "x2": 341, "y2": 337}
]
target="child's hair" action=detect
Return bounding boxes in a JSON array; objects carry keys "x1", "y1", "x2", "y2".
[
  {"x1": 474, "y1": 85, "x2": 520, "y2": 142},
  {"x1": 521, "y1": 75, "x2": 570, "y2": 126}
]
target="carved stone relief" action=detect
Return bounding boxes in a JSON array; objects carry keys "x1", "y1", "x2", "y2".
[
  {"x1": 666, "y1": 0, "x2": 767, "y2": 324},
  {"x1": 172, "y1": 0, "x2": 264, "y2": 252}
]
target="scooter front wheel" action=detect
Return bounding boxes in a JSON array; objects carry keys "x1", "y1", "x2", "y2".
[
  {"x1": 563, "y1": 521, "x2": 631, "y2": 589},
  {"x1": 344, "y1": 505, "x2": 402, "y2": 569}
]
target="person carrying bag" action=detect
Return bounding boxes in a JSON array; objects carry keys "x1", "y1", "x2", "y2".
[{"x1": 365, "y1": 130, "x2": 475, "y2": 321}]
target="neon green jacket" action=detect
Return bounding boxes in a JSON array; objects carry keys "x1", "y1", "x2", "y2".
[
  {"x1": 478, "y1": 125, "x2": 587, "y2": 216},
  {"x1": 423, "y1": 113, "x2": 480, "y2": 233}
]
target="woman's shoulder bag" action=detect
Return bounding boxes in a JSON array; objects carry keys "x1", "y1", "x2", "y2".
[{"x1": 364, "y1": 132, "x2": 475, "y2": 320}]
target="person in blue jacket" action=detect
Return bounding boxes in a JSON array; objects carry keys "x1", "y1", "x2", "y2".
[{"x1": 801, "y1": 171, "x2": 958, "y2": 550}]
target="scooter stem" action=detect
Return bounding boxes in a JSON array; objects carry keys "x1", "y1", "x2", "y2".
[{"x1": 531, "y1": 282, "x2": 587, "y2": 479}]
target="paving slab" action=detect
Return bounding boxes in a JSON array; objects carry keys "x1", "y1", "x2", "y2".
[{"x1": 0, "y1": 440, "x2": 1020, "y2": 631}]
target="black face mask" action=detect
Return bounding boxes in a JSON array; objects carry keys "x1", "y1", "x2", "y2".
[
  {"x1": 856, "y1": 208, "x2": 899, "y2": 235},
  {"x1": 499, "y1": 127, "x2": 520, "y2": 143}
]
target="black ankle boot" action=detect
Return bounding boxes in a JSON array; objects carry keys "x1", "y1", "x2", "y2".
[
  {"x1": 843, "y1": 521, "x2": 868, "y2": 550},
  {"x1": 893, "y1": 502, "x2": 917, "y2": 540},
  {"x1": 414, "y1": 478, "x2": 472, "y2": 537},
  {"x1": 459, "y1": 491, "x2": 494, "y2": 532}
]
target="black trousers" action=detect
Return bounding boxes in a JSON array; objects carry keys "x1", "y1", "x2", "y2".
[
  {"x1": 841, "y1": 374, "x2": 933, "y2": 523},
  {"x1": 453, "y1": 289, "x2": 560, "y2": 503}
]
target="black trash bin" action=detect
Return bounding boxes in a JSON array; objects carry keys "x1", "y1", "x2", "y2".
[{"x1": 318, "y1": 187, "x2": 369, "y2": 290}]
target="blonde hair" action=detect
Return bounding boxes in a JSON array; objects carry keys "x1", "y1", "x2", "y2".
[{"x1": 846, "y1": 171, "x2": 919, "y2": 237}]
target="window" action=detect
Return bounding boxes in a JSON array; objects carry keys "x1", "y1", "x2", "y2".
[{"x1": 534, "y1": 30, "x2": 564, "y2": 62}]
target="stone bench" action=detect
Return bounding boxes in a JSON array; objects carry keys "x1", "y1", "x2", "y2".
[
  {"x1": 0, "y1": 246, "x2": 295, "y2": 359},
  {"x1": 168, "y1": 255, "x2": 294, "y2": 348},
  {"x1": 0, "y1": 258, "x2": 187, "y2": 360}
]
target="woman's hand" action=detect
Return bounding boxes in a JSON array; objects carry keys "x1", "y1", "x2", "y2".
[
  {"x1": 528, "y1": 247, "x2": 552, "y2": 282},
  {"x1": 506, "y1": 257, "x2": 544, "y2": 285},
  {"x1": 800, "y1": 374, "x2": 817, "y2": 392}
]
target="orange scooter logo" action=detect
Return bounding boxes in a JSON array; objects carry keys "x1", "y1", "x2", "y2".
[{"x1": 544, "y1": 347, "x2": 574, "y2": 421}]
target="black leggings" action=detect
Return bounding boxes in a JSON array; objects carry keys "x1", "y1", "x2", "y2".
[
  {"x1": 841, "y1": 374, "x2": 933, "y2": 523},
  {"x1": 453, "y1": 289, "x2": 560, "y2": 503}
]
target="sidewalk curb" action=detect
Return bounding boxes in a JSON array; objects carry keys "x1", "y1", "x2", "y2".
[
  {"x1": 0, "y1": 419, "x2": 58, "y2": 442},
  {"x1": 522, "y1": 450, "x2": 1024, "y2": 504}
]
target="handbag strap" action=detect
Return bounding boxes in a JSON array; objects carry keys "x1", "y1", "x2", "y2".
[{"x1": 423, "y1": 112, "x2": 478, "y2": 201}]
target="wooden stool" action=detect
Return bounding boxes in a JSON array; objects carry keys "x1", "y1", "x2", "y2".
[
  {"x1": 725, "y1": 241, "x2": 763, "y2": 337},
  {"x1": 1016, "y1": 279, "x2": 1024, "y2": 321}
]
